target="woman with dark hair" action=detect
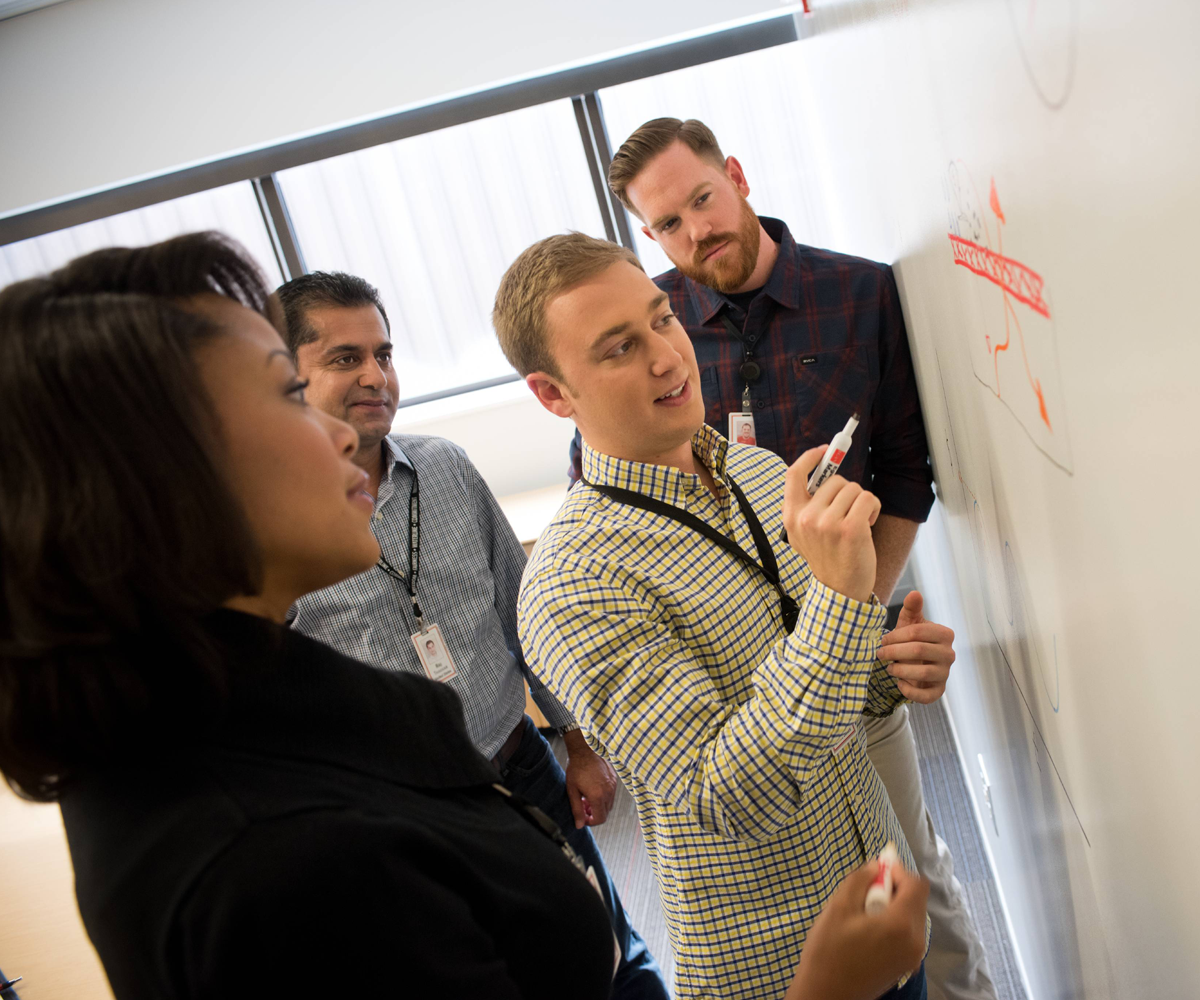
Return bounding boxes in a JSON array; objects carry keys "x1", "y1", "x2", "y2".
[{"x1": 0, "y1": 232, "x2": 927, "y2": 1000}]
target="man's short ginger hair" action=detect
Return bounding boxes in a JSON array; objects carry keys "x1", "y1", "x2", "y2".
[
  {"x1": 493, "y1": 232, "x2": 642, "y2": 379},
  {"x1": 608, "y1": 118, "x2": 726, "y2": 217}
]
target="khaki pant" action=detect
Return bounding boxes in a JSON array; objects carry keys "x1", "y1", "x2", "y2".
[{"x1": 865, "y1": 705, "x2": 999, "y2": 1000}]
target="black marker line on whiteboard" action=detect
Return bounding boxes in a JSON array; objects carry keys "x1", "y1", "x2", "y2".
[{"x1": 779, "y1": 413, "x2": 860, "y2": 543}]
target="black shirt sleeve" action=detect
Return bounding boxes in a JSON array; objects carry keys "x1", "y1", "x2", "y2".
[{"x1": 868, "y1": 266, "x2": 935, "y2": 522}]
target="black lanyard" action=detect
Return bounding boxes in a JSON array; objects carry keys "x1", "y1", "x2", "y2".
[
  {"x1": 490, "y1": 782, "x2": 620, "y2": 980},
  {"x1": 582, "y1": 471, "x2": 799, "y2": 634},
  {"x1": 375, "y1": 460, "x2": 426, "y2": 630},
  {"x1": 720, "y1": 313, "x2": 762, "y2": 384},
  {"x1": 492, "y1": 783, "x2": 588, "y2": 872},
  {"x1": 721, "y1": 312, "x2": 764, "y2": 415}
]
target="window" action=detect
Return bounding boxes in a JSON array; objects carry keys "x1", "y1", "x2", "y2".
[
  {"x1": 278, "y1": 100, "x2": 607, "y2": 402},
  {"x1": 598, "y1": 42, "x2": 841, "y2": 276},
  {"x1": 0, "y1": 181, "x2": 283, "y2": 290}
]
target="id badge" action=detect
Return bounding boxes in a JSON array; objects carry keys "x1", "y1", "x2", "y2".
[
  {"x1": 728, "y1": 411, "x2": 757, "y2": 446},
  {"x1": 411, "y1": 623, "x2": 457, "y2": 682}
]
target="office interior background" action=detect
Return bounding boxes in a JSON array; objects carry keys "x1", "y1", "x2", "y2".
[{"x1": 2, "y1": 1, "x2": 1197, "y2": 998}]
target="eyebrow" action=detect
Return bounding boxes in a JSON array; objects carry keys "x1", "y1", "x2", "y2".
[
  {"x1": 649, "y1": 183, "x2": 709, "y2": 231},
  {"x1": 319, "y1": 341, "x2": 393, "y2": 359},
  {"x1": 589, "y1": 292, "x2": 670, "y2": 352}
]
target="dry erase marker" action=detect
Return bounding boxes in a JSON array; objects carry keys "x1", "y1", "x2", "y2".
[
  {"x1": 864, "y1": 841, "x2": 900, "y2": 915},
  {"x1": 807, "y1": 413, "x2": 860, "y2": 493},
  {"x1": 779, "y1": 412, "x2": 860, "y2": 542}
]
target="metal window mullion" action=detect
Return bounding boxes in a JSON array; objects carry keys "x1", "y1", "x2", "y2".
[
  {"x1": 251, "y1": 174, "x2": 306, "y2": 281},
  {"x1": 572, "y1": 95, "x2": 618, "y2": 244},
  {"x1": 251, "y1": 178, "x2": 288, "y2": 282},
  {"x1": 584, "y1": 92, "x2": 636, "y2": 251}
]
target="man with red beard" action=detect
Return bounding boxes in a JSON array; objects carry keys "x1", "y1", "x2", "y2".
[{"x1": 567, "y1": 118, "x2": 997, "y2": 1000}]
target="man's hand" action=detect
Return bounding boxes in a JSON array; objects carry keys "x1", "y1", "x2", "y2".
[
  {"x1": 784, "y1": 859, "x2": 929, "y2": 1000},
  {"x1": 562, "y1": 729, "x2": 618, "y2": 829},
  {"x1": 782, "y1": 445, "x2": 881, "y2": 603},
  {"x1": 877, "y1": 591, "x2": 955, "y2": 704}
]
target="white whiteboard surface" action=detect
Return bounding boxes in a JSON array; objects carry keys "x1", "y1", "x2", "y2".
[{"x1": 771, "y1": 2, "x2": 1199, "y2": 997}]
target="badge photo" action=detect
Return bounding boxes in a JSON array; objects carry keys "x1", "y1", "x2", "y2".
[
  {"x1": 411, "y1": 623, "x2": 457, "y2": 682},
  {"x1": 728, "y1": 411, "x2": 757, "y2": 446}
]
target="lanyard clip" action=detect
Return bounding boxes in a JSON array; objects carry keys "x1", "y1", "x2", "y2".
[{"x1": 742, "y1": 385, "x2": 752, "y2": 412}]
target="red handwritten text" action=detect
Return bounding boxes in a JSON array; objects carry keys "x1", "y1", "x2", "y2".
[{"x1": 948, "y1": 235, "x2": 1050, "y2": 319}]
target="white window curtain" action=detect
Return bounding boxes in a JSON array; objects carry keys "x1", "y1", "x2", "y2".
[{"x1": 278, "y1": 100, "x2": 607, "y2": 403}]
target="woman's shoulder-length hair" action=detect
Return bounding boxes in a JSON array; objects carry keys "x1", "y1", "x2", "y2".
[{"x1": 0, "y1": 232, "x2": 272, "y2": 801}]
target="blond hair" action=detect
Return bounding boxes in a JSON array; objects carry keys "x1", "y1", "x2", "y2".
[
  {"x1": 493, "y1": 232, "x2": 642, "y2": 379},
  {"x1": 608, "y1": 118, "x2": 726, "y2": 217}
]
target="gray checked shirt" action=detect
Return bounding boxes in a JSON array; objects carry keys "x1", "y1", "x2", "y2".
[{"x1": 289, "y1": 434, "x2": 574, "y2": 758}]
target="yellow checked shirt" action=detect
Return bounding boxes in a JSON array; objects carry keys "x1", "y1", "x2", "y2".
[{"x1": 518, "y1": 424, "x2": 923, "y2": 1000}]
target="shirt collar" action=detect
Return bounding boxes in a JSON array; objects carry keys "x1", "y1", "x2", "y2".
[
  {"x1": 580, "y1": 423, "x2": 730, "y2": 506},
  {"x1": 688, "y1": 216, "x2": 802, "y2": 323},
  {"x1": 374, "y1": 436, "x2": 413, "y2": 508},
  {"x1": 382, "y1": 435, "x2": 413, "y2": 477}
]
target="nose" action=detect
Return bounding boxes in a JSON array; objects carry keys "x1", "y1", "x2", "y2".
[
  {"x1": 648, "y1": 330, "x2": 684, "y2": 379},
  {"x1": 319, "y1": 408, "x2": 358, "y2": 458},
  {"x1": 686, "y1": 212, "x2": 712, "y2": 246},
  {"x1": 359, "y1": 356, "x2": 386, "y2": 389}
]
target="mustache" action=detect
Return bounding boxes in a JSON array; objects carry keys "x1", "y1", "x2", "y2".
[{"x1": 694, "y1": 233, "x2": 737, "y2": 265}]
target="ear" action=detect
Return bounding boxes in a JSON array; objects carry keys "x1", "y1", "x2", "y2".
[
  {"x1": 292, "y1": 340, "x2": 316, "y2": 380},
  {"x1": 525, "y1": 372, "x2": 576, "y2": 419},
  {"x1": 725, "y1": 155, "x2": 750, "y2": 198}
]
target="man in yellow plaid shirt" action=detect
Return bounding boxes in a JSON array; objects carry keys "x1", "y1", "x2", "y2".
[{"x1": 494, "y1": 234, "x2": 955, "y2": 1000}]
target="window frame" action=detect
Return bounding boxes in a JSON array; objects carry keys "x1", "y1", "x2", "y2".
[{"x1": 0, "y1": 11, "x2": 799, "y2": 406}]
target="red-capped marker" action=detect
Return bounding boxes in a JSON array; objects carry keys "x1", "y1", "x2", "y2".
[
  {"x1": 865, "y1": 841, "x2": 900, "y2": 915},
  {"x1": 779, "y1": 412, "x2": 862, "y2": 543}
]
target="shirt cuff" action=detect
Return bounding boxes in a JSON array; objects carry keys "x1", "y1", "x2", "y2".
[
  {"x1": 789, "y1": 578, "x2": 888, "y2": 666},
  {"x1": 872, "y1": 474, "x2": 935, "y2": 523},
  {"x1": 863, "y1": 658, "x2": 906, "y2": 717},
  {"x1": 528, "y1": 677, "x2": 575, "y2": 731}
]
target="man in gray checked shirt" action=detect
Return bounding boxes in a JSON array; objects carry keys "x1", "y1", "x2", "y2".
[{"x1": 273, "y1": 271, "x2": 667, "y2": 1000}]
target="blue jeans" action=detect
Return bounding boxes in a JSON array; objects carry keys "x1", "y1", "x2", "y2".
[
  {"x1": 498, "y1": 717, "x2": 670, "y2": 1000},
  {"x1": 883, "y1": 963, "x2": 928, "y2": 1000}
]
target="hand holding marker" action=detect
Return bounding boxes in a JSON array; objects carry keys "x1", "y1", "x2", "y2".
[{"x1": 779, "y1": 412, "x2": 860, "y2": 542}]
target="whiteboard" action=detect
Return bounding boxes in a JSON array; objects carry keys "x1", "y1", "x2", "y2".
[{"x1": 766, "y1": 2, "x2": 1200, "y2": 997}]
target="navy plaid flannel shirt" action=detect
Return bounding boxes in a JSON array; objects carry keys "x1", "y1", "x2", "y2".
[{"x1": 568, "y1": 217, "x2": 934, "y2": 523}]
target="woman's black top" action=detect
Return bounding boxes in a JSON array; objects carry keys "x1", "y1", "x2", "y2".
[{"x1": 58, "y1": 610, "x2": 615, "y2": 999}]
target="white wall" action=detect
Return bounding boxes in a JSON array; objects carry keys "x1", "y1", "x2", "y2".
[
  {"x1": 0, "y1": 0, "x2": 784, "y2": 217},
  {"x1": 392, "y1": 380, "x2": 574, "y2": 500}
]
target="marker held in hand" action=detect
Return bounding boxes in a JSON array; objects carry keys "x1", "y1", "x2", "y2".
[
  {"x1": 779, "y1": 413, "x2": 860, "y2": 542},
  {"x1": 865, "y1": 841, "x2": 900, "y2": 915}
]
